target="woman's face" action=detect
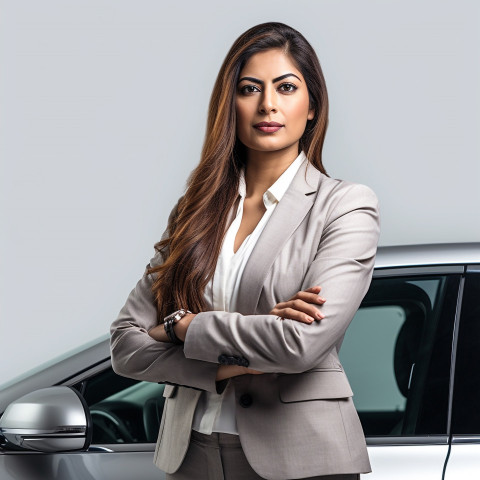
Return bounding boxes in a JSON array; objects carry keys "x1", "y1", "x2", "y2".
[{"x1": 235, "y1": 48, "x2": 314, "y2": 158}]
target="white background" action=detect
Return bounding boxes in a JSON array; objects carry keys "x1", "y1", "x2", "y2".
[{"x1": 1, "y1": 0, "x2": 479, "y2": 386}]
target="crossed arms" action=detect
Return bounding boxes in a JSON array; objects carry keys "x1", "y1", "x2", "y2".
[{"x1": 110, "y1": 184, "x2": 380, "y2": 390}]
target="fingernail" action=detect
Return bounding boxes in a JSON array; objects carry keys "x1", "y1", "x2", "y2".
[
  {"x1": 315, "y1": 312, "x2": 322, "y2": 320},
  {"x1": 318, "y1": 296, "x2": 326, "y2": 302}
]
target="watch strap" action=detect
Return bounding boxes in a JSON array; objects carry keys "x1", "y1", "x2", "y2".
[{"x1": 163, "y1": 309, "x2": 191, "y2": 345}]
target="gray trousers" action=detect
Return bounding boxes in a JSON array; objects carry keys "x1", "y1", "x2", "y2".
[{"x1": 166, "y1": 430, "x2": 361, "y2": 480}]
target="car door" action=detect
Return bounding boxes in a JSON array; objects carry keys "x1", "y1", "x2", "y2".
[
  {"x1": 339, "y1": 266, "x2": 463, "y2": 480},
  {"x1": 71, "y1": 364, "x2": 167, "y2": 480},
  {"x1": 444, "y1": 265, "x2": 480, "y2": 477}
]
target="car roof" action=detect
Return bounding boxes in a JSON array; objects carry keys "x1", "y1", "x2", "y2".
[
  {"x1": 375, "y1": 242, "x2": 480, "y2": 269},
  {"x1": 1, "y1": 242, "x2": 479, "y2": 412}
]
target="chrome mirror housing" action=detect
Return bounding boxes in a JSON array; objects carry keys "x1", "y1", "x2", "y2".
[{"x1": 0, "y1": 386, "x2": 91, "y2": 452}]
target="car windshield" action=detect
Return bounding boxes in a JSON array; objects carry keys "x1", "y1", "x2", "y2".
[{"x1": 0, "y1": 334, "x2": 109, "y2": 390}]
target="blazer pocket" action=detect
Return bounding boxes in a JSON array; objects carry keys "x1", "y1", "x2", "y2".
[
  {"x1": 163, "y1": 383, "x2": 178, "y2": 398},
  {"x1": 278, "y1": 369, "x2": 353, "y2": 403}
]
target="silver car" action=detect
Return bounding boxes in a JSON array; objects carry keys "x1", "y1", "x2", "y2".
[{"x1": 1, "y1": 243, "x2": 479, "y2": 479}]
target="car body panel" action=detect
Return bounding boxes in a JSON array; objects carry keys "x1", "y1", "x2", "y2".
[
  {"x1": 364, "y1": 444, "x2": 449, "y2": 480},
  {"x1": 0, "y1": 450, "x2": 163, "y2": 480},
  {"x1": 446, "y1": 443, "x2": 480, "y2": 478}
]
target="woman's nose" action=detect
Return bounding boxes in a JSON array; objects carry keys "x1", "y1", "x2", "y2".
[{"x1": 258, "y1": 89, "x2": 277, "y2": 114}]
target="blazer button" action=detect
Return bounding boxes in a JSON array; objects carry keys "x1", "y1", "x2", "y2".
[
  {"x1": 239, "y1": 357, "x2": 249, "y2": 368},
  {"x1": 239, "y1": 394, "x2": 253, "y2": 408}
]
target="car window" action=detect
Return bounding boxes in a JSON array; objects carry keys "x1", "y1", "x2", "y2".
[
  {"x1": 451, "y1": 271, "x2": 480, "y2": 434},
  {"x1": 77, "y1": 369, "x2": 165, "y2": 444},
  {"x1": 339, "y1": 273, "x2": 460, "y2": 437}
]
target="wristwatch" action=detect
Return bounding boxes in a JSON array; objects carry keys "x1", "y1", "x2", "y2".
[{"x1": 163, "y1": 309, "x2": 191, "y2": 345}]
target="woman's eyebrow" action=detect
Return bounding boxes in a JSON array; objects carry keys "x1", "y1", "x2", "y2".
[
  {"x1": 273, "y1": 73, "x2": 302, "y2": 83},
  {"x1": 237, "y1": 73, "x2": 302, "y2": 85}
]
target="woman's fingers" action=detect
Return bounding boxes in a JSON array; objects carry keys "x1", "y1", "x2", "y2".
[
  {"x1": 293, "y1": 291, "x2": 326, "y2": 305},
  {"x1": 291, "y1": 286, "x2": 325, "y2": 301},
  {"x1": 304, "y1": 285, "x2": 322, "y2": 294},
  {"x1": 271, "y1": 303, "x2": 324, "y2": 323},
  {"x1": 245, "y1": 368, "x2": 264, "y2": 375},
  {"x1": 269, "y1": 286, "x2": 326, "y2": 323},
  {"x1": 275, "y1": 299, "x2": 325, "y2": 320},
  {"x1": 271, "y1": 307, "x2": 315, "y2": 324}
]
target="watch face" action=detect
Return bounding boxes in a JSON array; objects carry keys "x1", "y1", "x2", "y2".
[
  {"x1": 165, "y1": 309, "x2": 185, "y2": 323},
  {"x1": 165, "y1": 308, "x2": 191, "y2": 324}
]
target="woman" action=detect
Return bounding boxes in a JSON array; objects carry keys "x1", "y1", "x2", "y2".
[{"x1": 111, "y1": 22, "x2": 379, "y2": 480}]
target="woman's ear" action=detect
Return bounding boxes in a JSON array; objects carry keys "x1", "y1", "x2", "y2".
[{"x1": 308, "y1": 104, "x2": 315, "y2": 120}]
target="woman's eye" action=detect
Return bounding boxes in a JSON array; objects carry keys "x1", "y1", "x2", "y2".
[
  {"x1": 279, "y1": 83, "x2": 297, "y2": 93},
  {"x1": 239, "y1": 85, "x2": 260, "y2": 95}
]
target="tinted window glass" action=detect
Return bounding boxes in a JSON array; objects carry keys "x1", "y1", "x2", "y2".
[
  {"x1": 451, "y1": 272, "x2": 480, "y2": 434},
  {"x1": 340, "y1": 274, "x2": 460, "y2": 436},
  {"x1": 81, "y1": 369, "x2": 165, "y2": 444}
]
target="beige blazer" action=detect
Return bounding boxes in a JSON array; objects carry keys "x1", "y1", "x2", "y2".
[{"x1": 110, "y1": 161, "x2": 380, "y2": 480}]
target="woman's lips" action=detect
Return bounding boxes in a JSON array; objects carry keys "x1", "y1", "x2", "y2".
[{"x1": 254, "y1": 121, "x2": 284, "y2": 133}]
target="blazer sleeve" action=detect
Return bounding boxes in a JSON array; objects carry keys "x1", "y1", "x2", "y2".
[
  {"x1": 109, "y1": 206, "x2": 220, "y2": 393},
  {"x1": 183, "y1": 183, "x2": 380, "y2": 374}
]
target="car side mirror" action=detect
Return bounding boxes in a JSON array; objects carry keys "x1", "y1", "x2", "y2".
[{"x1": 0, "y1": 386, "x2": 92, "y2": 452}]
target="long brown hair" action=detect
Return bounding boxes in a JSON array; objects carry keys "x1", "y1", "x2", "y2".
[{"x1": 149, "y1": 22, "x2": 329, "y2": 319}]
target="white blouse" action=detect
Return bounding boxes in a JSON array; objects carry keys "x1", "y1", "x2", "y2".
[{"x1": 191, "y1": 151, "x2": 306, "y2": 435}]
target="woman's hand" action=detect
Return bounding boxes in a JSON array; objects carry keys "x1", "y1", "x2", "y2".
[
  {"x1": 216, "y1": 365, "x2": 263, "y2": 381},
  {"x1": 269, "y1": 285, "x2": 326, "y2": 324}
]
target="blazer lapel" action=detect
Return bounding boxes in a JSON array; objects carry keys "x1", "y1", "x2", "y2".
[{"x1": 237, "y1": 161, "x2": 322, "y2": 314}]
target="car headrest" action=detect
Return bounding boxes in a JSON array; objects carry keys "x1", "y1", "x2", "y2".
[{"x1": 362, "y1": 281, "x2": 432, "y2": 397}]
